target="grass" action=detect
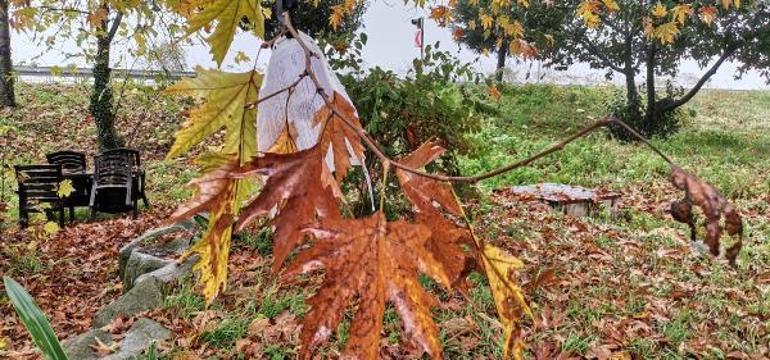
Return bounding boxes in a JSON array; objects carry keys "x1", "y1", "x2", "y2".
[
  {"x1": 460, "y1": 85, "x2": 770, "y2": 199},
  {"x1": 2, "y1": 82, "x2": 769, "y2": 358}
]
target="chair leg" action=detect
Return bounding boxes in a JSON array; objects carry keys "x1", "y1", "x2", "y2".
[
  {"x1": 58, "y1": 207, "x2": 64, "y2": 228},
  {"x1": 19, "y1": 208, "x2": 29, "y2": 229},
  {"x1": 142, "y1": 193, "x2": 150, "y2": 208},
  {"x1": 69, "y1": 205, "x2": 75, "y2": 223}
]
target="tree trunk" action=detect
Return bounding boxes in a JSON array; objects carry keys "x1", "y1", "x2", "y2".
[
  {"x1": 621, "y1": 32, "x2": 639, "y2": 115},
  {"x1": 90, "y1": 8, "x2": 121, "y2": 150},
  {"x1": 644, "y1": 43, "x2": 657, "y2": 132},
  {"x1": 0, "y1": 0, "x2": 15, "y2": 108},
  {"x1": 495, "y1": 40, "x2": 508, "y2": 83}
]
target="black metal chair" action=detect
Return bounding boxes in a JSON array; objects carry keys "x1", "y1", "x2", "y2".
[
  {"x1": 46, "y1": 150, "x2": 87, "y2": 174},
  {"x1": 101, "y1": 148, "x2": 148, "y2": 207},
  {"x1": 14, "y1": 164, "x2": 66, "y2": 228},
  {"x1": 90, "y1": 153, "x2": 137, "y2": 217}
]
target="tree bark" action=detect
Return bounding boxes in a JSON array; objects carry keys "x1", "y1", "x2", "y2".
[
  {"x1": 90, "y1": 5, "x2": 122, "y2": 150},
  {"x1": 0, "y1": 0, "x2": 15, "y2": 108},
  {"x1": 622, "y1": 35, "x2": 641, "y2": 121},
  {"x1": 495, "y1": 40, "x2": 508, "y2": 83},
  {"x1": 644, "y1": 43, "x2": 657, "y2": 130}
]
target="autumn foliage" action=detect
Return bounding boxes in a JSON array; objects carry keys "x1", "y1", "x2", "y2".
[{"x1": 164, "y1": 2, "x2": 747, "y2": 358}]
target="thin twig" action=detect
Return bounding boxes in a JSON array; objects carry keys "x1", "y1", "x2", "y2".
[{"x1": 244, "y1": 73, "x2": 306, "y2": 110}]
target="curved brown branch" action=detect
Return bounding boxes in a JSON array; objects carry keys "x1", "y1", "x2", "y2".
[{"x1": 280, "y1": 12, "x2": 676, "y2": 185}]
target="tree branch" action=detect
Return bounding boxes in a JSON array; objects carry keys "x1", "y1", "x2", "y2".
[
  {"x1": 107, "y1": 11, "x2": 124, "y2": 43},
  {"x1": 279, "y1": 12, "x2": 675, "y2": 185},
  {"x1": 578, "y1": 36, "x2": 624, "y2": 73},
  {"x1": 661, "y1": 43, "x2": 739, "y2": 113},
  {"x1": 38, "y1": 6, "x2": 89, "y2": 15}
]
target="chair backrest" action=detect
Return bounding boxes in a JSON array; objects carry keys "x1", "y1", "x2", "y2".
[
  {"x1": 101, "y1": 148, "x2": 141, "y2": 169},
  {"x1": 94, "y1": 153, "x2": 133, "y2": 186},
  {"x1": 46, "y1": 150, "x2": 87, "y2": 173},
  {"x1": 15, "y1": 164, "x2": 63, "y2": 202}
]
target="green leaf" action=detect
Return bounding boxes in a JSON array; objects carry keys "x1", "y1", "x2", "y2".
[
  {"x1": 3, "y1": 277, "x2": 69, "y2": 360},
  {"x1": 164, "y1": 68, "x2": 262, "y2": 161},
  {"x1": 185, "y1": 0, "x2": 266, "y2": 65}
]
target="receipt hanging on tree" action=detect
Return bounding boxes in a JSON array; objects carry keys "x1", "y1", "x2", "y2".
[{"x1": 257, "y1": 31, "x2": 373, "y2": 206}]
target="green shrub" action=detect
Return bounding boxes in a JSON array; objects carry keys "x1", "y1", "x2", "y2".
[
  {"x1": 337, "y1": 43, "x2": 496, "y2": 215},
  {"x1": 340, "y1": 43, "x2": 493, "y2": 172},
  {"x1": 606, "y1": 84, "x2": 692, "y2": 140}
]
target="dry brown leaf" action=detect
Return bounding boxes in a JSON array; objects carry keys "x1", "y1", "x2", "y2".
[
  {"x1": 170, "y1": 160, "x2": 240, "y2": 222},
  {"x1": 283, "y1": 213, "x2": 449, "y2": 359},
  {"x1": 396, "y1": 141, "x2": 476, "y2": 287},
  {"x1": 313, "y1": 91, "x2": 366, "y2": 182},
  {"x1": 233, "y1": 145, "x2": 341, "y2": 271},
  {"x1": 669, "y1": 166, "x2": 743, "y2": 265}
]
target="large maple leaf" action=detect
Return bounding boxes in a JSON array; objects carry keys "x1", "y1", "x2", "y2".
[
  {"x1": 165, "y1": 68, "x2": 261, "y2": 162},
  {"x1": 169, "y1": 160, "x2": 240, "y2": 301},
  {"x1": 283, "y1": 213, "x2": 450, "y2": 359},
  {"x1": 396, "y1": 142, "x2": 531, "y2": 360},
  {"x1": 185, "y1": 0, "x2": 265, "y2": 65},
  {"x1": 233, "y1": 145, "x2": 342, "y2": 272},
  {"x1": 395, "y1": 141, "x2": 475, "y2": 288}
]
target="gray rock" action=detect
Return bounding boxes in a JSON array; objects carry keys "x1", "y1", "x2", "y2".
[
  {"x1": 134, "y1": 255, "x2": 198, "y2": 286},
  {"x1": 62, "y1": 328, "x2": 113, "y2": 360},
  {"x1": 101, "y1": 318, "x2": 170, "y2": 360},
  {"x1": 92, "y1": 277, "x2": 165, "y2": 328},
  {"x1": 122, "y1": 252, "x2": 172, "y2": 291},
  {"x1": 93, "y1": 256, "x2": 199, "y2": 328},
  {"x1": 118, "y1": 221, "x2": 195, "y2": 278}
]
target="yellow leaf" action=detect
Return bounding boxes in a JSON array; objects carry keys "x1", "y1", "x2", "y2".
[
  {"x1": 493, "y1": 0, "x2": 512, "y2": 9},
  {"x1": 330, "y1": 5, "x2": 344, "y2": 30},
  {"x1": 654, "y1": 21, "x2": 680, "y2": 44},
  {"x1": 57, "y1": 179, "x2": 75, "y2": 198},
  {"x1": 268, "y1": 129, "x2": 298, "y2": 154},
  {"x1": 480, "y1": 13, "x2": 494, "y2": 30},
  {"x1": 87, "y1": 8, "x2": 108, "y2": 28},
  {"x1": 184, "y1": 184, "x2": 236, "y2": 303},
  {"x1": 429, "y1": 5, "x2": 452, "y2": 26},
  {"x1": 722, "y1": 0, "x2": 733, "y2": 10},
  {"x1": 165, "y1": 68, "x2": 262, "y2": 162},
  {"x1": 185, "y1": 0, "x2": 265, "y2": 66},
  {"x1": 671, "y1": 4, "x2": 693, "y2": 25},
  {"x1": 544, "y1": 34, "x2": 555, "y2": 47},
  {"x1": 509, "y1": 39, "x2": 538, "y2": 59},
  {"x1": 487, "y1": 85, "x2": 501, "y2": 101},
  {"x1": 601, "y1": 0, "x2": 619, "y2": 12},
  {"x1": 517, "y1": 0, "x2": 529, "y2": 8},
  {"x1": 577, "y1": 0, "x2": 602, "y2": 28},
  {"x1": 43, "y1": 221, "x2": 60, "y2": 235},
  {"x1": 0, "y1": 336, "x2": 7, "y2": 350},
  {"x1": 233, "y1": 51, "x2": 251, "y2": 64},
  {"x1": 481, "y1": 244, "x2": 531, "y2": 360},
  {"x1": 503, "y1": 20, "x2": 524, "y2": 38},
  {"x1": 651, "y1": 2, "x2": 668, "y2": 18},
  {"x1": 699, "y1": 6, "x2": 717, "y2": 26},
  {"x1": 643, "y1": 17, "x2": 655, "y2": 39}
]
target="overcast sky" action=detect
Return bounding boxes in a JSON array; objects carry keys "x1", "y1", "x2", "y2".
[{"x1": 12, "y1": 1, "x2": 769, "y2": 90}]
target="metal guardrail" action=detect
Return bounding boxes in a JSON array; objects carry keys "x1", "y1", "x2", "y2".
[{"x1": 15, "y1": 66, "x2": 197, "y2": 80}]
